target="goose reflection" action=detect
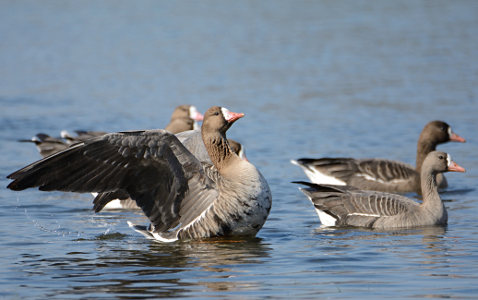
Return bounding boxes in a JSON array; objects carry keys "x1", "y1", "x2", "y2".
[
  {"x1": 88, "y1": 236, "x2": 272, "y2": 296},
  {"x1": 311, "y1": 225, "x2": 450, "y2": 268},
  {"x1": 17, "y1": 235, "x2": 271, "y2": 298}
]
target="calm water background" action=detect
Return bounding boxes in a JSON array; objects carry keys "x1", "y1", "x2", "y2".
[{"x1": 1, "y1": 1, "x2": 478, "y2": 298}]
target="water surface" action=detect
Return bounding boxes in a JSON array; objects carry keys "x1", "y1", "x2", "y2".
[{"x1": 1, "y1": 1, "x2": 478, "y2": 298}]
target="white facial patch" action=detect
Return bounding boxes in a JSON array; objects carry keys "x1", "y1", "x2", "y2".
[
  {"x1": 221, "y1": 107, "x2": 232, "y2": 120},
  {"x1": 448, "y1": 127, "x2": 453, "y2": 137},
  {"x1": 189, "y1": 106, "x2": 197, "y2": 117},
  {"x1": 189, "y1": 106, "x2": 202, "y2": 121},
  {"x1": 447, "y1": 154, "x2": 452, "y2": 167}
]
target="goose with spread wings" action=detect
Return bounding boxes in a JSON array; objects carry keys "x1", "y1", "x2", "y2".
[
  {"x1": 7, "y1": 106, "x2": 272, "y2": 242},
  {"x1": 18, "y1": 105, "x2": 248, "y2": 212},
  {"x1": 292, "y1": 121, "x2": 465, "y2": 194}
]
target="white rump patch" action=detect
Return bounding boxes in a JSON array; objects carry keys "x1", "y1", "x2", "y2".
[
  {"x1": 290, "y1": 160, "x2": 346, "y2": 185},
  {"x1": 316, "y1": 208, "x2": 337, "y2": 226},
  {"x1": 300, "y1": 188, "x2": 337, "y2": 226}
]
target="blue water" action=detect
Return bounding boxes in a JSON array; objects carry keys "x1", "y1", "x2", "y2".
[{"x1": 1, "y1": 1, "x2": 478, "y2": 298}]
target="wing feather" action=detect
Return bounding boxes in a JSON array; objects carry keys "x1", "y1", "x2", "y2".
[
  {"x1": 7, "y1": 129, "x2": 218, "y2": 233},
  {"x1": 294, "y1": 182, "x2": 418, "y2": 227}
]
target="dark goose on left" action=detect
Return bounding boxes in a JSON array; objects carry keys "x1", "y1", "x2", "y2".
[{"x1": 7, "y1": 106, "x2": 272, "y2": 242}]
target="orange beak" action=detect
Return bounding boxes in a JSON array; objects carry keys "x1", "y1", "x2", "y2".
[
  {"x1": 448, "y1": 160, "x2": 466, "y2": 172},
  {"x1": 225, "y1": 112, "x2": 244, "y2": 123},
  {"x1": 450, "y1": 132, "x2": 466, "y2": 143}
]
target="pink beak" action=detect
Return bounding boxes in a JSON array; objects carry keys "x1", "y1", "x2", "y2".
[
  {"x1": 448, "y1": 160, "x2": 466, "y2": 173},
  {"x1": 450, "y1": 132, "x2": 466, "y2": 143},
  {"x1": 225, "y1": 112, "x2": 245, "y2": 123},
  {"x1": 191, "y1": 111, "x2": 204, "y2": 122}
]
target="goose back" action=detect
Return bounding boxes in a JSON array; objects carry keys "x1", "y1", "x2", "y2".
[
  {"x1": 294, "y1": 151, "x2": 465, "y2": 229},
  {"x1": 292, "y1": 120, "x2": 465, "y2": 193}
]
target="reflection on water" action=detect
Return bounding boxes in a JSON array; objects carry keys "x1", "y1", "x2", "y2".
[
  {"x1": 18, "y1": 236, "x2": 271, "y2": 298},
  {"x1": 311, "y1": 226, "x2": 450, "y2": 266}
]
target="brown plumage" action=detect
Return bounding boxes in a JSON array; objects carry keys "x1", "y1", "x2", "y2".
[
  {"x1": 292, "y1": 121, "x2": 465, "y2": 194},
  {"x1": 294, "y1": 151, "x2": 465, "y2": 229},
  {"x1": 164, "y1": 104, "x2": 203, "y2": 134},
  {"x1": 7, "y1": 106, "x2": 271, "y2": 242}
]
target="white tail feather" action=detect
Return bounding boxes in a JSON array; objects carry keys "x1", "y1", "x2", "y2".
[
  {"x1": 291, "y1": 160, "x2": 346, "y2": 185},
  {"x1": 315, "y1": 208, "x2": 337, "y2": 226}
]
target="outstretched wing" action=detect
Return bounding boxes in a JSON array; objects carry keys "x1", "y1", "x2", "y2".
[
  {"x1": 175, "y1": 130, "x2": 211, "y2": 163},
  {"x1": 92, "y1": 190, "x2": 131, "y2": 212},
  {"x1": 8, "y1": 129, "x2": 217, "y2": 232}
]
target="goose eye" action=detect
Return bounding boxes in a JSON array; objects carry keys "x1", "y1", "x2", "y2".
[
  {"x1": 214, "y1": 112, "x2": 220, "y2": 116},
  {"x1": 438, "y1": 155, "x2": 444, "y2": 160}
]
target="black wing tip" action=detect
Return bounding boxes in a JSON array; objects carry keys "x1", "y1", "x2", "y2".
[
  {"x1": 18, "y1": 139, "x2": 35, "y2": 143},
  {"x1": 6, "y1": 180, "x2": 25, "y2": 191},
  {"x1": 93, "y1": 191, "x2": 131, "y2": 213},
  {"x1": 292, "y1": 181, "x2": 351, "y2": 193},
  {"x1": 291, "y1": 181, "x2": 319, "y2": 188},
  {"x1": 93, "y1": 205, "x2": 102, "y2": 213},
  {"x1": 292, "y1": 158, "x2": 314, "y2": 165},
  {"x1": 92, "y1": 197, "x2": 107, "y2": 213}
]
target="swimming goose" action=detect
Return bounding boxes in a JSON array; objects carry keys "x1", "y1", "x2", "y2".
[
  {"x1": 294, "y1": 151, "x2": 465, "y2": 229},
  {"x1": 63, "y1": 102, "x2": 203, "y2": 143},
  {"x1": 164, "y1": 104, "x2": 204, "y2": 133},
  {"x1": 291, "y1": 121, "x2": 465, "y2": 194},
  {"x1": 20, "y1": 105, "x2": 205, "y2": 158},
  {"x1": 18, "y1": 133, "x2": 70, "y2": 157},
  {"x1": 7, "y1": 106, "x2": 272, "y2": 242}
]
